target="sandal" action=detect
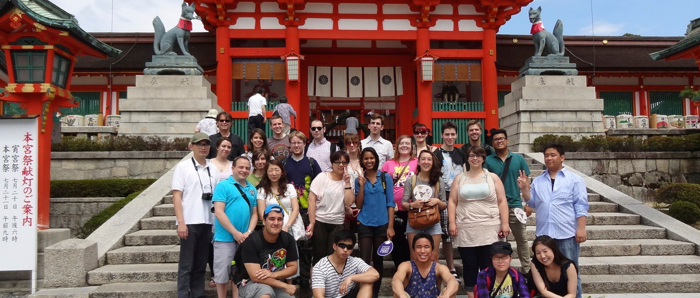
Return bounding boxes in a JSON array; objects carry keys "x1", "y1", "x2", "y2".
[
  {"x1": 209, "y1": 277, "x2": 216, "y2": 287},
  {"x1": 450, "y1": 269, "x2": 462, "y2": 284}
]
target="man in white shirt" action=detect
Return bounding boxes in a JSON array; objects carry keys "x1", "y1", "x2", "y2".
[
  {"x1": 360, "y1": 114, "x2": 394, "y2": 170},
  {"x1": 306, "y1": 119, "x2": 336, "y2": 172},
  {"x1": 248, "y1": 87, "x2": 267, "y2": 136},
  {"x1": 172, "y1": 132, "x2": 220, "y2": 298},
  {"x1": 267, "y1": 115, "x2": 290, "y2": 159},
  {"x1": 312, "y1": 229, "x2": 379, "y2": 298}
]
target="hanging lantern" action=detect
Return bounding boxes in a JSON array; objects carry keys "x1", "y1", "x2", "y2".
[
  {"x1": 415, "y1": 50, "x2": 438, "y2": 82},
  {"x1": 281, "y1": 50, "x2": 304, "y2": 82}
]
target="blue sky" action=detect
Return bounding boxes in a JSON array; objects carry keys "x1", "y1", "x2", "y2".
[{"x1": 50, "y1": 0, "x2": 698, "y2": 37}]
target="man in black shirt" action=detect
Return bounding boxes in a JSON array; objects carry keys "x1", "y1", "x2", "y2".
[
  {"x1": 208, "y1": 112, "x2": 245, "y2": 160},
  {"x1": 238, "y1": 204, "x2": 299, "y2": 298}
]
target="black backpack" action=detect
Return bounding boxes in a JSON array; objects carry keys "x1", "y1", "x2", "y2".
[
  {"x1": 280, "y1": 156, "x2": 319, "y2": 179},
  {"x1": 230, "y1": 231, "x2": 291, "y2": 284}
]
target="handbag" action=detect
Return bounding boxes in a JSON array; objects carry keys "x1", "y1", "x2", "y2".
[
  {"x1": 407, "y1": 176, "x2": 441, "y2": 230},
  {"x1": 273, "y1": 193, "x2": 308, "y2": 241}
]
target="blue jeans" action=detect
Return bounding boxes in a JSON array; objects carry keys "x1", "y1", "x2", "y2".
[{"x1": 555, "y1": 237, "x2": 582, "y2": 298}]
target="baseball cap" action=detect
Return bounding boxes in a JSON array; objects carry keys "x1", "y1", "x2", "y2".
[
  {"x1": 490, "y1": 241, "x2": 513, "y2": 256},
  {"x1": 264, "y1": 204, "x2": 285, "y2": 216},
  {"x1": 190, "y1": 132, "x2": 210, "y2": 144}
]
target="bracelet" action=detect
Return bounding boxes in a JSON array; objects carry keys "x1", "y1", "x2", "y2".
[
  {"x1": 247, "y1": 230, "x2": 252, "y2": 234},
  {"x1": 285, "y1": 225, "x2": 291, "y2": 229},
  {"x1": 345, "y1": 187, "x2": 352, "y2": 190}
]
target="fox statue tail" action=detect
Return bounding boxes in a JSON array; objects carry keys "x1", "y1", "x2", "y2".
[
  {"x1": 553, "y1": 19, "x2": 564, "y2": 55},
  {"x1": 152, "y1": 16, "x2": 166, "y2": 55}
]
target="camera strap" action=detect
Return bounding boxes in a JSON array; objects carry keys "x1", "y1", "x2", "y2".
[{"x1": 192, "y1": 157, "x2": 212, "y2": 194}]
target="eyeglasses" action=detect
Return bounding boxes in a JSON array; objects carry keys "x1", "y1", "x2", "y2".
[
  {"x1": 218, "y1": 119, "x2": 231, "y2": 123},
  {"x1": 468, "y1": 154, "x2": 482, "y2": 160},
  {"x1": 336, "y1": 243, "x2": 354, "y2": 250},
  {"x1": 493, "y1": 137, "x2": 507, "y2": 142},
  {"x1": 310, "y1": 127, "x2": 323, "y2": 131},
  {"x1": 333, "y1": 161, "x2": 349, "y2": 165},
  {"x1": 492, "y1": 255, "x2": 510, "y2": 262},
  {"x1": 290, "y1": 142, "x2": 305, "y2": 146},
  {"x1": 193, "y1": 142, "x2": 210, "y2": 147}
]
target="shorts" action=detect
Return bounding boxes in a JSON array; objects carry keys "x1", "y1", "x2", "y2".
[
  {"x1": 406, "y1": 222, "x2": 442, "y2": 235},
  {"x1": 357, "y1": 223, "x2": 388, "y2": 238},
  {"x1": 440, "y1": 191, "x2": 452, "y2": 242},
  {"x1": 213, "y1": 241, "x2": 238, "y2": 284},
  {"x1": 239, "y1": 281, "x2": 294, "y2": 298}
]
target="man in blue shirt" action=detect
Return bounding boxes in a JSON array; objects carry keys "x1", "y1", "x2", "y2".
[
  {"x1": 522, "y1": 143, "x2": 588, "y2": 298},
  {"x1": 212, "y1": 156, "x2": 259, "y2": 298}
]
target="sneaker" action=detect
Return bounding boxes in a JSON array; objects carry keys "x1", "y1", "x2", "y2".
[{"x1": 450, "y1": 269, "x2": 462, "y2": 284}]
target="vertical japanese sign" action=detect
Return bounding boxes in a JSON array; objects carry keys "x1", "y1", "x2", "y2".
[{"x1": 0, "y1": 117, "x2": 38, "y2": 271}]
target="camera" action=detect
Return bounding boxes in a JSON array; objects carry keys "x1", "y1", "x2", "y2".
[{"x1": 202, "y1": 193, "x2": 213, "y2": 201}]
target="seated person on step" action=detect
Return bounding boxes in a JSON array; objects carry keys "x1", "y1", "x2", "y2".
[
  {"x1": 474, "y1": 241, "x2": 530, "y2": 298},
  {"x1": 391, "y1": 232, "x2": 459, "y2": 298}
]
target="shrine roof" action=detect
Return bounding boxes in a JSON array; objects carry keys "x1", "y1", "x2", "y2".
[
  {"x1": 0, "y1": 0, "x2": 121, "y2": 57},
  {"x1": 497, "y1": 35, "x2": 698, "y2": 73},
  {"x1": 649, "y1": 17, "x2": 700, "y2": 61}
]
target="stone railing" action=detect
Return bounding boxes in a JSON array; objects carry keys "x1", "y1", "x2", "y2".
[
  {"x1": 563, "y1": 152, "x2": 700, "y2": 202},
  {"x1": 50, "y1": 151, "x2": 189, "y2": 180}
]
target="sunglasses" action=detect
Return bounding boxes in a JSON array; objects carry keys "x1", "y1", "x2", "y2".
[
  {"x1": 310, "y1": 127, "x2": 323, "y2": 131},
  {"x1": 218, "y1": 119, "x2": 231, "y2": 123},
  {"x1": 336, "y1": 243, "x2": 354, "y2": 250},
  {"x1": 346, "y1": 141, "x2": 358, "y2": 146}
]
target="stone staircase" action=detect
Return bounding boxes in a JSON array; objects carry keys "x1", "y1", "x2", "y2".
[{"x1": 35, "y1": 156, "x2": 700, "y2": 297}]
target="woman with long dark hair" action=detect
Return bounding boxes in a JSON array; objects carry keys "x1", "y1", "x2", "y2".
[
  {"x1": 530, "y1": 235, "x2": 578, "y2": 298},
  {"x1": 246, "y1": 148, "x2": 270, "y2": 187},
  {"x1": 356, "y1": 147, "x2": 396, "y2": 297},
  {"x1": 244, "y1": 128, "x2": 270, "y2": 164},
  {"x1": 401, "y1": 150, "x2": 445, "y2": 262},
  {"x1": 256, "y1": 159, "x2": 300, "y2": 235}
]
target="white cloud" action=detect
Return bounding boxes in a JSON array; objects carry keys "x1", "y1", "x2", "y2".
[
  {"x1": 578, "y1": 21, "x2": 625, "y2": 36},
  {"x1": 49, "y1": 0, "x2": 207, "y2": 33}
]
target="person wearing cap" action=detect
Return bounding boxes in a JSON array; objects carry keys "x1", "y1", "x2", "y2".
[
  {"x1": 212, "y1": 156, "x2": 258, "y2": 298},
  {"x1": 238, "y1": 204, "x2": 299, "y2": 298},
  {"x1": 311, "y1": 229, "x2": 379, "y2": 298},
  {"x1": 474, "y1": 241, "x2": 531, "y2": 298},
  {"x1": 172, "y1": 132, "x2": 220, "y2": 298},
  {"x1": 195, "y1": 109, "x2": 219, "y2": 136},
  {"x1": 272, "y1": 96, "x2": 297, "y2": 135},
  {"x1": 207, "y1": 111, "x2": 246, "y2": 160}
]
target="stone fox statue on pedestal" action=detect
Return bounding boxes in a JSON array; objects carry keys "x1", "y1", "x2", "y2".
[
  {"x1": 529, "y1": 6, "x2": 565, "y2": 56},
  {"x1": 152, "y1": 2, "x2": 195, "y2": 56}
]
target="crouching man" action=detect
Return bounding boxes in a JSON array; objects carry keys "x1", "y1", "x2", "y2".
[
  {"x1": 312, "y1": 229, "x2": 380, "y2": 298},
  {"x1": 239, "y1": 204, "x2": 299, "y2": 298}
]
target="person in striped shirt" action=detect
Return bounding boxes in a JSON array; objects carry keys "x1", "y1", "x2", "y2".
[{"x1": 311, "y1": 229, "x2": 380, "y2": 298}]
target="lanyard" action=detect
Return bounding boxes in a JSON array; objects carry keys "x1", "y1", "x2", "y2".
[{"x1": 191, "y1": 158, "x2": 213, "y2": 193}]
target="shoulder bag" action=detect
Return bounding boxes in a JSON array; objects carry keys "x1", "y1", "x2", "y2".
[
  {"x1": 273, "y1": 192, "x2": 307, "y2": 241},
  {"x1": 407, "y1": 176, "x2": 441, "y2": 230}
]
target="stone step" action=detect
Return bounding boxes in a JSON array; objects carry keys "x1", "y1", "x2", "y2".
[
  {"x1": 140, "y1": 216, "x2": 176, "y2": 230},
  {"x1": 588, "y1": 193, "x2": 601, "y2": 202},
  {"x1": 125, "y1": 230, "x2": 179, "y2": 246},
  {"x1": 88, "y1": 264, "x2": 180, "y2": 285},
  {"x1": 163, "y1": 195, "x2": 173, "y2": 205},
  {"x1": 587, "y1": 201, "x2": 618, "y2": 212},
  {"x1": 88, "y1": 281, "x2": 219, "y2": 298},
  {"x1": 581, "y1": 274, "x2": 700, "y2": 293},
  {"x1": 524, "y1": 212, "x2": 639, "y2": 226},
  {"x1": 107, "y1": 245, "x2": 180, "y2": 265},
  {"x1": 153, "y1": 204, "x2": 175, "y2": 216},
  {"x1": 513, "y1": 225, "x2": 665, "y2": 241}
]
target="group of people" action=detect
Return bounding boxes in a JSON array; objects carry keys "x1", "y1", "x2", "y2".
[{"x1": 176, "y1": 111, "x2": 590, "y2": 298}]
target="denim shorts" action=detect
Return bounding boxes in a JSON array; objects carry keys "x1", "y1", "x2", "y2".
[{"x1": 406, "y1": 222, "x2": 442, "y2": 235}]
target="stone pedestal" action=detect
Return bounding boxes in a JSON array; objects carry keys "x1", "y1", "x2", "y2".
[
  {"x1": 119, "y1": 75, "x2": 221, "y2": 139},
  {"x1": 144, "y1": 55, "x2": 203, "y2": 75},
  {"x1": 44, "y1": 239, "x2": 97, "y2": 288},
  {"x1": 499, "y1": 75, "x2": 605, "y2": 152},
  {"x1": 519, "y1": 55, "x2": 578, "y2": 77}
]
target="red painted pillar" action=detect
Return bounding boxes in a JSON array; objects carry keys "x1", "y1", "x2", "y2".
[
  {"x1": 482, "y1": 28, "x2": 498, "y2": 131},
  {"x1": 216, "y1": 26, "x2": 232, "y2": 112},
  {"x1": 416, "y1": 27, "x2": 432, "y2": 131},
  {"x1": 285, "y1": 25, "x2": 304, "y2": 130}
]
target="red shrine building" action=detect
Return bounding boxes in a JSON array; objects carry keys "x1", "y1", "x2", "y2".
[{"x1": 1, "y1": 1, "x2": 699, "y2": 145}]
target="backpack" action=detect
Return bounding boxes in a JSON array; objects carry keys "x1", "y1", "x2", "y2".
[
  {"x1": 474, "y1": 267, "x2": 523, "y2": 298},
  {"x1": 280, "y1": 156, "x2": 319, "y2": 179},
  {"x1": 230, "y1": 230, "x2": 291, "y2": 284}
]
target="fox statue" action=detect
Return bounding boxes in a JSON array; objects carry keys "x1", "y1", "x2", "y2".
[
  {"x1": 529, "y1": 6, "x2": 565, "y2": 57},
  {"x1": 152, "y1": 2, "x2": 195, "y2": 56}
]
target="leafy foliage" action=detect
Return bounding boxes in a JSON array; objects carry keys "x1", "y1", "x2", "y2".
[
  {"x1": 50, "y1": 179, "x2": 155, "y2": 198},
  {"x1": 532, "y1": 134, "x2": 700, "y2": 152},
  {"x1": 52, "y1": 135, "x2": 190, "y2": 152},
  {"x1": 668, "y1": 201, "x2": 700, "y2": 224},
  {"x1": 655, "y1": 183, "x2": 700, "y2": 206}
]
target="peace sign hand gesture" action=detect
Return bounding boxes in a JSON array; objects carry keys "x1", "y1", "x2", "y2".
[{"x1": 516, "y1": 170, "x2": 530, "y2": 191}]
